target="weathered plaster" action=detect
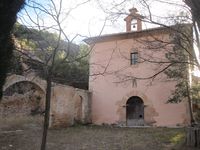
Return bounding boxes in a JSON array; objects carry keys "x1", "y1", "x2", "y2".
[{"x1": 88, "y1": 27, "x2": 191, "y2": 127}]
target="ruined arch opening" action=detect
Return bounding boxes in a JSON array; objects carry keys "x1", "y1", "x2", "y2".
[
  {"x1": 126, "y1": 96, "x2": 144, "y2": 126},
  {"x1": 1, "y1": 81, "x2": 45, "y2": 117}
]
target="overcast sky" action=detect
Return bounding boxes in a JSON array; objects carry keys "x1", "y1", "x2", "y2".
[{"x1": 18, "y1": 0, "x2": 188, "y2": 43}]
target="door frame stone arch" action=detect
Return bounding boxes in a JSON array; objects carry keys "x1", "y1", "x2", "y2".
[{"x1": 116, "y1": 90, "x2": 158, "y2": 126}]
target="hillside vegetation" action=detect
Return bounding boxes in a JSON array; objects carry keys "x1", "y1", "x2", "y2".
[{"x1": 10, "y1": 23, "x2": 89, "y2": 89}]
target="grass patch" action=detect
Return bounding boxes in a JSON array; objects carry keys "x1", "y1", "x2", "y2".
[
  {"x1": 170, "y1": 132, "x2": 185, "y2": 144},
  {"x1": 1, "y1": 117, "x2": 197, "y2": 150}
]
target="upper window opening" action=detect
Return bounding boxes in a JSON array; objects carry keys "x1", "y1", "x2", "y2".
[{"x1": 131, "y1": 52, "x2": 138, "y2": 65}]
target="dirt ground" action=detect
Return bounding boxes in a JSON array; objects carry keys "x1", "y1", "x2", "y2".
[{"x1": 0, "y1": 116, "x2": 198, "y2": 150}]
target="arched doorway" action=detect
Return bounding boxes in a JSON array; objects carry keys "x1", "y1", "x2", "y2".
[{"x1": 126, "y1": 96, "x2": 144, "y2": 126}]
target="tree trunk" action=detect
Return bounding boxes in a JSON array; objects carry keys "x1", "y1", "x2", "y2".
[
  {"x1": 187, "y1": 92, "x2": 195, "y2": 125},
  {"x1": 186, "y1": 81, "x2": 195, "y2": 125},
  {"x1": 184, "y1": 0, "x2": 200, "y2": 31},
  {"x1": 0, "y1": 0, "x2": 25, "y2": 99},
  {"x1": 186, "y1": 127, "x2": 200, "y2": 148},
  {"x1": 41, "y1": 75, "x2": 52, "y2": 150}
]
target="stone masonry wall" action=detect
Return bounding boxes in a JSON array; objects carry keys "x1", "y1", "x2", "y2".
[{"x1": 1, "y1": 74, "x2": 91, "y2": 128}]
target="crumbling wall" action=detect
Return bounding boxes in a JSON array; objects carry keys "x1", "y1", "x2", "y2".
[
  {"x1": 0, "y1": 79, "x2": 45, "y2": 117},
  {"x1": 50, "y1": 85, "x2": 75, "y2": 128},
  {"x1": 75, "y1": 89, "x2": 91, "y2": 124},
  {"x1": 49, "y1": 85, "x2": 91, "y2": 128},
  {"x1": 1, "y1": 74, "x2": 91, "y2": 128}
]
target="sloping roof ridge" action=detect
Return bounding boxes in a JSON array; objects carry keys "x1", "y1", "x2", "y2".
[{"x1": 84, "y1": 23, "x2": 192, "y2": 44}]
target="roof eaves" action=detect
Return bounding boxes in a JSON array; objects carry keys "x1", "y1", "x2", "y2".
[{"x1": 84, "y1": 24, "x2": 192, "y2": 44}]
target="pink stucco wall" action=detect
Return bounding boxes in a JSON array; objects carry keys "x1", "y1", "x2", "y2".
[{"x1": 88, "y1": 31, "x2": 190, "y2": 126}]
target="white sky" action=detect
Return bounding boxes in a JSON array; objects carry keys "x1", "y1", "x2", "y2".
[{"x1": 18, "y1": 0, "x2": 188, "y2": 43}]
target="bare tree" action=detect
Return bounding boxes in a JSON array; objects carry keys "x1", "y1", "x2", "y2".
[{"x1": 16, "y1": 0, "x2": 91, "y2": 149}]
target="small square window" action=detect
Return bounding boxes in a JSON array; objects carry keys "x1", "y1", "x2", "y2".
[{"x1": 131, "y1": 52, "x2": 138, "y2": 65}]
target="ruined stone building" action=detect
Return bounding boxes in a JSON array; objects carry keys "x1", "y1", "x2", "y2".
[
  {"x1": 85, "y1": 8, "x2": 192, "y2": 126},
  {"x1": 0, "y1": 29, "x2": 91, "y2": 128},
  {"x1": 1, "y1": 74, "x2": 91, "y2": 128}
]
